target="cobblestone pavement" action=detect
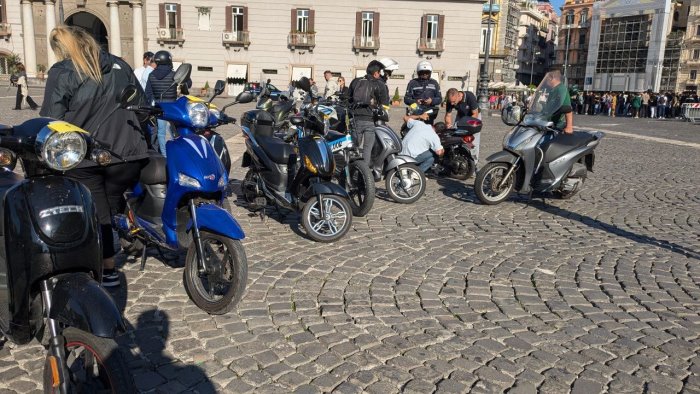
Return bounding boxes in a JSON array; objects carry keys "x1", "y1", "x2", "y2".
[{"x1": 0, "y1": 89, "x2": 698, "y2": 393}]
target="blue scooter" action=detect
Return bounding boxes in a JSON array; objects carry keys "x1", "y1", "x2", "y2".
[{"x1": 114, "y1": 64, "x2": 253, "y2": 314}]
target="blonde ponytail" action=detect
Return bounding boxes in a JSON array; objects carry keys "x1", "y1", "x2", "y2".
[{"x1": 49, "y1": 25, "x2": 102, "y2": 83}]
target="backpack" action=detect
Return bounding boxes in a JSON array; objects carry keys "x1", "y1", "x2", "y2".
[{"x1": 351, "y1": 78, "x2": 375, "y2": 107}]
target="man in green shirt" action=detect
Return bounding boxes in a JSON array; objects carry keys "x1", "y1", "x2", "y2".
[{"x1": 541, "y1": 70, "x2": 574, "y2": 134}]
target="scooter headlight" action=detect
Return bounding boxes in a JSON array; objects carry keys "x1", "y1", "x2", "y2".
[
  {"x1": 187, "y1": 102, "x2": 209, "y2": 128},
  {"x1": 36, "y1": 125, "x2": 88, "y2": 171},
  {"x1": 178, "y1": 173, "x2": 201, "y2": 188}
]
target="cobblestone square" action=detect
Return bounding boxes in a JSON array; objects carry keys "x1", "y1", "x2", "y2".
[{"x1": 0, "y1": 88, "x2": 698, "y2": 393}]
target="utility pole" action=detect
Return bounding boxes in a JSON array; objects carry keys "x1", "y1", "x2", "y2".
[{"x1": 478, "y1": 0, "x2": 495, "y2": 111}]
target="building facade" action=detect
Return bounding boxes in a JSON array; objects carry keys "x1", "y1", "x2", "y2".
[
  {"x1": 554, "y1": 0, "x2": 595, "y2": 89},
  {"x1": 585, "y1": 0, "x2": 672, "y2": 92},
  {"x1": 678, "y1": 0, "x2": 700, "y2": 93},
  {"x1": 516, "y1": 0, "x2": 548, "y2": 86},
  {"x1": 0, "y1": 0, "x2": 483, "y2": 97},
  {"x1": 537, "y1": 0, "x2": 559, "y2": 78},
  {"x1": 480, "y1": 0, "x2": 521, "y2": 84}
]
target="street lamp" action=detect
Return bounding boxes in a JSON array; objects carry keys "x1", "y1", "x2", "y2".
[
  {"x1": 478, "y1": 0, "x2": 495, "y2": 111},
  {"x1": 563, "y1": 24, "x2": 572, "y2": 82}
]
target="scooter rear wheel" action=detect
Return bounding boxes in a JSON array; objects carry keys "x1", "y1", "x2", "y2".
[
  {"x1": 184, "y1": 231, "x2": 248, "y2": 315},
  {"x1": 44, "y1": 327, "x2": 135, "y2": 393}
]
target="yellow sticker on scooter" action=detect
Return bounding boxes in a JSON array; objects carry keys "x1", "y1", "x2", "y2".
[
  {"x1": 185, "y1": 95, "x2": 206, "y2": 103},
  {"x1": 47, "y1": 121, "x2": 88, "y2": 134}
]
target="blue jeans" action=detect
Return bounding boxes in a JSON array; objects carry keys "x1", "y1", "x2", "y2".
[
  {"x1": 414, "y1": 150, "x2": 435, "y2": 173},
  {"x1": 157, "y1": 119, "x2": 171, "y2": 157}
]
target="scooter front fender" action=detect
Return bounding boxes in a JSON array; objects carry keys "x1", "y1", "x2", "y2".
[
  {"x1": 300, "y1": 181, "x2": 350, "y2": 202},
  {"x1": 187, "y1": 203, "x2": 245, "y2": 240},
  {"x1": 485, "y1": 150, "x2": 519, "y2": 164},
  {"x1": 49, "y1": 273, "x2": 125, "y2": 338}
]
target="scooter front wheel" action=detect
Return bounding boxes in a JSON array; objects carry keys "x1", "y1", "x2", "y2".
[
  {"x1": 336, "y1": 160, "x2": 375, "y2": 217},
  {"x1": 184, "y1": 231, "x2": 248, "y2": 315},
  {"x1": 44, "y1": 327, "x2": 135, "y2": 393},
  {"x1": 301, "y1": 194, "x2": 353, "y2": 242},
  {"x1": 385, "y1": 163, "x2": 426, "y2": 204},
  {"x1": 475, "y1": 162, "x2": 515, "y2": 205}
]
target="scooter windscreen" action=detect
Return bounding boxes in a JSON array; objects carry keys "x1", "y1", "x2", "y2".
[{"x1": 526, "y1": 70, "x2": 569, "y2": 120}]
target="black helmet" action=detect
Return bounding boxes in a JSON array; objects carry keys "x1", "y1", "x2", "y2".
[
  {"x1": 366, "y1": 60, "x2": 385, "y2": 76},
  {"x1": 153, "y1": 50, "x2": 172, "y2": 66},
  {"x1": 295, "y1": 76, "x2": 311, "y2": 93}
]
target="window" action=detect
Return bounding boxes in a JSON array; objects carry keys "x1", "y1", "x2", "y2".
[
  {"x1": 426, "y1": 14, "x2": 439, "y2": 42},
  {"x1": 362, "y1": 12, "x2": 374, "y2": 39},
  {"x1": 0, "y1": 0, "x2": 5, "y2": 24},
  {"x1": 580, "y1": 11, "x2": 588, "y2": 25},
  {"x1": 197, "y1": 7, "x2": 210, "y2": 31},
  {"x1": 691, "y1": 70, "x2": 697, "y2": 80},
  {"x1": 696, "y1": 24, "x2": 700, "y2": 36},
  {"x1": 595, "y1": 15, "x2": 652, "y2": 74},
  {"x1": 693, "y1": 49, "x2": 700, "y2": 60},
  {"x1": 165, "y1": 3, "x2": 177, "y2": 30},
  {"x1": 481, "y1": 27, "x2": 492, "y2": 53},
  {"x1": 158, "y1": 3, "x2": 182, "y2": 41},
  {"x1": 566, "y1": 12, "x2": 574, "y2": 25},
  {"x1": 232, "y1": 7, "x2": 244, "y2": 32},
  {"x1": 297, "y1": 9, "x2": 309, "y2": 32}
]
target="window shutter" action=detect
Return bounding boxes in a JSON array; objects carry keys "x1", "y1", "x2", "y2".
[
  {"x1": 420, "y1": 15, "x2": 426, "y2": 38},
  {"x1": 309, "y1": 9, "x2": 315, "y2": 32},
  {"x1": 373, "y1": 12, "x2": 380, "y2": 38},
  {"x1": 159, "y1": 3, "x2": 165, "y2": 28},
  {"x1": 291, "y1": 8, "x2": 297, "y2": 31},
  {"x1": 176, "y1": 4, "x2": 181, "y2": 29},
  {"x1": 225, "y1": 6, "x2": 232, "y2": 32},
  {"x1": 355, "y1": 11, "x2": 361, "y2": 37},
  {"x1": 438, "y1": 14, "x2": 445, "y2": 39},
  {"x1": 0, "y1": 0, "x2": 6, "y2": 24},
  {"x1": 243, "y1": 6, "x2": 248, "y2": 31}
]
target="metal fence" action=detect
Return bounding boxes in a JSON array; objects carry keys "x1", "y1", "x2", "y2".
[{"x1": 681, "y1": 103, "x2": 700, "y2": 123}]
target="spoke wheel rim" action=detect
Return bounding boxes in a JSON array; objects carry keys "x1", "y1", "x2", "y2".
[
  {"x1": 307, "y1": 197, "x2": 348, "y2": 237},
  {"x1": 482, "y1": 165, "x2": 513, "y2": 201},
  {"x1": 391, "y1": 168, "x2": 422, "y2": 199}
]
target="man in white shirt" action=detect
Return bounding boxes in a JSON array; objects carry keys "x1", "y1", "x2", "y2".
[
  {"x1": 323, "y1": 70, "x2": 339, "y2": 99},
  {"x1": 133, "y1": 51, "x2": 154, "y2": 90},
  {"x1": 400, "y1": 114, "x2": 445, "y2": 173}
]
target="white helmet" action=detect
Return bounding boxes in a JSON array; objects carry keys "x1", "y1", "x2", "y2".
[
  {"x1": 416, "y1": 60, "x2": 433, "y2": 73},
  {"x1": 379, "y1": 57, "x2": 399, "y2": 72}
]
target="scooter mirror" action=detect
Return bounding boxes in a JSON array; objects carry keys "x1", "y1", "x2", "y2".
[
  {"x1": 118, "y1": 84, "x2": 140, "y2": 108},
  {"x1": 236, "y1": 91, "x2": 255, "y2": 104},
  {"x1": 214, "y1": 80, "x2": 226, "y2": 96},
  {"x1": 173, "y1": 63, "x2": 192, "y2": 85},
  {"x1": 501, "y1": 105, "x2": 522, "y2": 126}
]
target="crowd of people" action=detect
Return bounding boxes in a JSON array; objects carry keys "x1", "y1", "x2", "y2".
[{"x1": 570, "y1": 91, "x2": 698, "y2": 119}]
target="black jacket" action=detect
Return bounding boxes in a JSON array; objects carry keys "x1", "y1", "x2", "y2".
[
  {"x1": 348, "y1": 74, "x2": 390, "y2": 120},
  {"x1": 40, "y1": 51, "x2": 149, "y2": 166},
  {"x1": 404, "y1": 78, "x2": 442, "y2": 106},
  {"x1": 145, "y1": 65, "x2": 192, "y2": 103}
]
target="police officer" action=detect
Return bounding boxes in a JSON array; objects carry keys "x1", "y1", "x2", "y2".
[
  {"x1": 404, "y1": 61, "x2": 442, "y2": 124},
  {"x1": 348, "y1": 58, "x2": 396, "y2": 164}
]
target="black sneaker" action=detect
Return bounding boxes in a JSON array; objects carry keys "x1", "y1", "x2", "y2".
[{"x1": 102, "y1": 270, "x2": 120, "y2": 288}]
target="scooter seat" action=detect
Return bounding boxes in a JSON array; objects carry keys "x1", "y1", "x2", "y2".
[
  {"x1": 140, "y1": 151, "x2": 167, "y2": 185},
  {"x1": 257, "y1": 134, "x2": 296, "y2": 165},
  {"x1": 541, "y1": 132, "x2": 597, "y2": 163}
]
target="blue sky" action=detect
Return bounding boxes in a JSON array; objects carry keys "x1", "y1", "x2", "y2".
[{"x1": 549, "y1": 0, "x2": 565, "y2": 14}]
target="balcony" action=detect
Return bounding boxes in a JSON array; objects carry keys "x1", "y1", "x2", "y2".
[
  {"x1": 417, "y1": 38, "x2": 444, "y2": 55},
  {"x1": 156, "y1": 27, "x2": 184, "y2": 46},
  {"x1": 579, "y1": 21, "x2": 590, "y2": 28},
  {"x1": 288, "y1": 31, "x2": 316, "y2": 50},
  {"x1": 0, "y1": 23, "x2": 11, "y2": 38},
  {"x1": 352, "y1": 36, "x2": 380, "y2": 53},
  {"x1": 222, "y1": 30, "x2": 250, "y2": 48}
]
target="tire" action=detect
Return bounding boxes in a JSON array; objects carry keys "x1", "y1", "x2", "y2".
[
  {"x1": 385, "y1": 163, "x2": 426, "y2": 204},
  {"x1": 242, "y1": 170, "x2": 259, "y2": 203},
  {"x1": 475, "y1": 162, "x2": 516, "y2": 205},
  {"x1": 301, "y1": 194, "x2": 353, "y2": 242},
  {"x1": 336, "y1": 160, "x2": 375, "y2": 217},
  {"x1": 184, "y1": 232, "x2": 248, "y2": 315},
  {"x1": 44, "y1": 327, "x2": 135, "y2": 393}
]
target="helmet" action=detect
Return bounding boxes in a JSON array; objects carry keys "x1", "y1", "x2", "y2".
[
  {"x1": 153, "y1": 50, "x2": 172, "y2": 66},
  {"x1": 379, "y1": 58, "x2": 399, "y2": 72},
  {"x1": 416, "y1": 60, "x2": 433, "y2": 74}
]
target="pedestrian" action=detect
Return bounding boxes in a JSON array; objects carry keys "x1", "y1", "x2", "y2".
[
  {"x1": 404, "y1": 61, "x2": 442, "y2": 124},
  {"x1": 13, "y1": 64, "x2": 39, "y2": 110},
  {"x1": 323, "y1": 70, "x2": 339, "y2": 99},
  {"x1": 145, "y1": 50, "x2": 192, "y2": 156},
  {"x1": 133, "y1": 51, "x2": 154, "y2": 90},
  {"x1": 657, "y1": 93, "x2": 666, "y2": 119},
  {"x1": 41, "y1": 25, "x2": 150, "y2": 287},
  {"x1": 610, "y1": 93, "x2": 617, "y2": 117},
  {"x1": 649, "y1": 93, "x2": 657, "y2": 119},
  {"x1": 641, "y1": 91, "x2": 649, "y2": 118},
  {"x1": 337, "y1": 76, "x2": 349, "y2": 97},
  {"x1": 632, "y1": 92, "x2": 641, "y2": 118}
]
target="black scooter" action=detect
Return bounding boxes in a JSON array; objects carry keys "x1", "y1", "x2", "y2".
[
  {"x1": 237, "y1": 108, "x2": 354, "y2": 242},
  {"x1": 0, "y1": 118, "x2": 134, "y2": 392}
]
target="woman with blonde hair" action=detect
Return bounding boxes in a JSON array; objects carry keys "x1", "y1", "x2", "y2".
[{"x1": 41, "y1": 25, "x2": 149, "y2": 287}]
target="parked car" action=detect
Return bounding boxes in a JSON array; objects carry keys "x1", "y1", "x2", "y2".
[{"x1": 245, "y1": 82, "x2": 283, "y2": 101}]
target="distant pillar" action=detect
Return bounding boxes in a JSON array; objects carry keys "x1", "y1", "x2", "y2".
[
  {"x1": 108, "y1": 0, "x2": 122, "y2": 56},
  {"x1": 131, "y1": 1, "x2": 144, "y2": 68},
  {"x1": 21, "y1": 0, "x2": 37, "y2": 76}
]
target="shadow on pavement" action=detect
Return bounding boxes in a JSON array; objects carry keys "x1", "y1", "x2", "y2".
[
  {"x1": 119, "y1": 309, "x2": 218, "y2": 393},
  {"x1": 529, "y1": 200, "x2": 700, "y2": 260}
]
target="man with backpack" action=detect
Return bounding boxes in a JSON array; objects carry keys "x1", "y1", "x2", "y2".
[{"x1": 348, "y1": 58, "x2": 396, "y2": 163}]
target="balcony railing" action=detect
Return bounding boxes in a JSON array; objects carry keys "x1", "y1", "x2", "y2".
[
  {"x1": 579, "y1": 21, "x2": 590, "y2": 28},
  {"x1": 156, "y1": 27, "x2": 184, "y2": 45},
  {"x1": 288, "y1": 32, "x2": 316, "y2": 50},
  {"x1": 352, "y1": 36, "x2": 380, "y2": 53},
  {"x1": 0, "y1": 23, "x2": 11, "y2": 38},
  {"x1": 222, "y1": 30, "x2": 250, "y2": 48},
  {"x1": 417, "y1": 38, "x2": 444, "y2": 54}
]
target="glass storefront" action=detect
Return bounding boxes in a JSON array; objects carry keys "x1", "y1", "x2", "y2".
[{"x1": 595, "y1": 15, "x2": 652, "y2": 74}]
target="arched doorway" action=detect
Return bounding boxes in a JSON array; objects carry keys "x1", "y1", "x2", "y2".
[{"x1": 65, "y1": 12, "x2": 108, "y2": 51}]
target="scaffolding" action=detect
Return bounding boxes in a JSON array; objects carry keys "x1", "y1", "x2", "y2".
[{"x1": 595, "y1": 15, "x2": 652, "y2": 74}]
